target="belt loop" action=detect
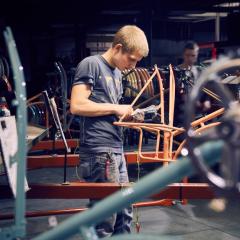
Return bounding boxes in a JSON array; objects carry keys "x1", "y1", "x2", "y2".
[{"x1": 105, "y1": 150, "x2": 112, "y2": 180}]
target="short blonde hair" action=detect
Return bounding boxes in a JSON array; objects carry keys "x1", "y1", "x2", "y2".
[{"x1": 113, "y1": 25, "x2": 149, "y2": 57}]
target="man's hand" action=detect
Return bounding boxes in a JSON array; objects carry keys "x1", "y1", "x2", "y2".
[
  {"x1": 203, "y1": 100, "x2": 211, "y2": 112},
  {"x1": 114, "y1": 105, "x2": 133, "y2": 120},
  {"x1": 130, "y1": 105, "x2": 160, "y2": 123},
  {"x1": 131, "y1": 111, "x2": 145, "y2": 122},
  {"x1": 196, "y1": 100, "x2": 211, "y2": 112}
]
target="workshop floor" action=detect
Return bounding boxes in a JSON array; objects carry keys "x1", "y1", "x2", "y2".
[{"x1": 1, "y1": 166, "x2": 240, "y2": 240}]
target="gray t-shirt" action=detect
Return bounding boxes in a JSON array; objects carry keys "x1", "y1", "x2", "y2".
[{"x1": 73, "y1": 55, "x2": 123, "y2": 153}]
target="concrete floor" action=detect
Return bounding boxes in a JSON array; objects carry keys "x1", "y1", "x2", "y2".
[{"x1": 1, "y1": 165, "x2": 240, "y2": 240}]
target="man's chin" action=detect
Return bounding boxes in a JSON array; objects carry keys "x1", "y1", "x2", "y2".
[{"x1": 123, "y1": 67, "x2": 133, "y2": 71}]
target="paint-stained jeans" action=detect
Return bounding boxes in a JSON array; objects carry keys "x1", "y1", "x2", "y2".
[{"x1": 79, "y1": 152, "x2": 132, "y2": 238}]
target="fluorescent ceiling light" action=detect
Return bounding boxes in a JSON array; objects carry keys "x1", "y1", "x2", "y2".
[
  {"x1": 168, "y1": 16, "x2": 196, "y2": 20},
  {"x1": 214, "y1": 2, "x2": 240, "y2": 7},
  {"x1": 186, "y1": 12, "x2": 228, "y2": 17}
]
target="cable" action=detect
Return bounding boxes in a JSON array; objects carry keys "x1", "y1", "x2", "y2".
[{"x1": 133, "y1": 153, "x2": 141, "y2": 233}]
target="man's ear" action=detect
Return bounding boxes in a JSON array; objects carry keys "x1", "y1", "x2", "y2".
[{"x1": 113, "y1": 43, "x2": 123, "y2": 53}]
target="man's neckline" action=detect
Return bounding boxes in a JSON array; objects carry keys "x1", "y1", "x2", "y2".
[{"x1": 98, "y1": 55, "x2": 116, "y2": 71}]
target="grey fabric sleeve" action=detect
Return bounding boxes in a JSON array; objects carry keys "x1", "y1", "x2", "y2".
[{"x1": 73, "y1": 56, "x2": 99, "y2": 86}]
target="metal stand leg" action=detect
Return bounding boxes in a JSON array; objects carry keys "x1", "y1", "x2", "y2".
[{"x1": 62, "y1": 148, "x2": 69, "y2": 185}]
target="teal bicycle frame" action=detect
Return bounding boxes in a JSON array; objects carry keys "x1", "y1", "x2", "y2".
[
  {"x1": 33, "y1": 140, "x2": 223, "y2": 240},
  {"x1": 0, "y1": 27, "x2": 27, "y2": 239}
]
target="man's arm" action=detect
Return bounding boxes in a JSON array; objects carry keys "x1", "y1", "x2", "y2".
[{"x1": 70, "y1": 84, "x2": 133, "y2": 118}]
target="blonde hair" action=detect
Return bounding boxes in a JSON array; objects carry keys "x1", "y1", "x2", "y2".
[{"x1": 113, "y1": 25, "x2": 149, "y2": 57}]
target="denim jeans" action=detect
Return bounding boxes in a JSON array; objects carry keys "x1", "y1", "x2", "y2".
[{"x1": 79, "y1": 151, "x2": 132, "y2": 238}]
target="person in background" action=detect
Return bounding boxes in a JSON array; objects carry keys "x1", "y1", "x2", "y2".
[
  {"x1": 174, "y1": 41, "x2": 211, "y2": 138},
  {"x1": 179, "y1": 41, "x2": 211, "y2": 112},
  {"x1": 178, "y1": 41, "x2": 200, "y2": 83},
  {"x1": 70, "y1": 25, "x2": 149, "y2": 238}
]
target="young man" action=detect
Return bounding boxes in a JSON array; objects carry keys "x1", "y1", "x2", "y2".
[
  {"x1": 70, "y1": 25, "x2": 149, "y2": 237},
  {"x1": 178, "y1": 41, "x2": 200, "y2": 83},
  {"x1": 174, "y1": 42, "x2": 202, "y2": 131}
]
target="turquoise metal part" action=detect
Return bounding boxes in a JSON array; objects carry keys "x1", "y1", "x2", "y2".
[
  {"x1": 0, "y1": 27, "x2": 27, "y2": 239},
  {"x1": 33, "y1": 141, "x2": 223, "y2": 240}
]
